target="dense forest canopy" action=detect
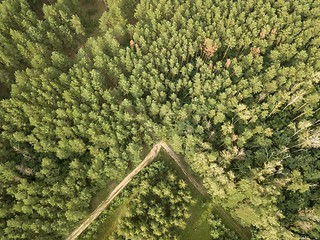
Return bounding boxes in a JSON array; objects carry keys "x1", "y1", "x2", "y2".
[{"x1": 0, "y1": 0, "x2": 319, "y2": 239}]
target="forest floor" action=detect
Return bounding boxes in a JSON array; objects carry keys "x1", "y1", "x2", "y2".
[
  {"x1": 80, "y1": 0, "x2": 107, "y2": 38},
  {"x1": 0, "y1": 82, "x2": 9, "y2": 99},
  {"x1": 67, "y1": 141, "x2": 251, "y2": 240}
]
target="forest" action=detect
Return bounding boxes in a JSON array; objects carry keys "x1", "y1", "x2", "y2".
[{"x1": 0, "y1": 0, "x2": 319, "y2": 239}]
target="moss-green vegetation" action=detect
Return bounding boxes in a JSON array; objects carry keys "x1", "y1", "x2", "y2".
[
  {"x1": 90, "y1": 180, "x2": 117, "y2": 210},
  {"x1": 96, "y1": 194, "x2": 134, "y2": 240},
  {"x1": 177, "y1": 201, "x2": 211, "y2": 240}
]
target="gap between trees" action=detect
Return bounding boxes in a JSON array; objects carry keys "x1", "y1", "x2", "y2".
[{"x1": 66, "y1": 141, "x2": 251, "y2": 240}]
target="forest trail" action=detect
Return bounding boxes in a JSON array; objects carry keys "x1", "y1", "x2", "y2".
[
  {"x1": 66, "y1": 142, "x2": 162, "y2": 240},
  {"x1": 159, "y1": 141, "x2": 208, "y2": 197},
  {"x1": 66, "y1": 141, "x2": 250, "y2": 240}
]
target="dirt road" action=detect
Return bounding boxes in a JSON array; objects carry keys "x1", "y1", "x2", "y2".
[
  {"x1": 159, "y1": 141, "x2": 208, "y2": 197},
  {"x1": 66, "y1": 143, "x2": 162, "y2": 240},
  {"x1": 66, "y1": 141, "x2": 250, "y2": 240}
]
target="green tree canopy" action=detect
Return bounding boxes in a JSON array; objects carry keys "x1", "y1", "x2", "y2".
[{"x1": 0, "y1": 0, "x2": 319, "y2": 239}]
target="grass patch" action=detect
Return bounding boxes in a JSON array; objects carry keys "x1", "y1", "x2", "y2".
[
  {"x1": 96, "y1": 193, "x2": 136, "y2": 240},
  {"x1": 157, "y1": 151, "x2": 251, "y2": 239},
  {"x1": 213, "y1": 205, "x2": 252, "y2": 240},
  {"x1": 150, "y1": 154, "x2": 212, "y2": 239},
  {"x1": 90, "y1": 180, "x2": 117, "y2": 210},
  {"x1": 177, "y1": 200, "x2": 212, "y2": 240},
  {"x1": 90, "y1": 149, "x2": 251, "y2": 240}
]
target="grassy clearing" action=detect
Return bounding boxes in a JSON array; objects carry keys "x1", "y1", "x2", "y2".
[
  {"x1": 213, "y1": 205, "x2": 252, "y2": 240},
  {"x1": 90, "y1": 180, "x2": 117, "y2": 210},
  {"x1": 177, "y1": 200, "x2": 212, "y2": 240},
  {"x1": 150, "y1": 154, "x2": 212, "y2": 239},
  {"x1": 158, "y1": 152, "x2": 251, "y2": 239},
  {"x1": 91, "y1": 150, "x2": 252, "y2": 240},
  {"x1": 96, "y1": 192, "x2": 137, "y2": 240}
]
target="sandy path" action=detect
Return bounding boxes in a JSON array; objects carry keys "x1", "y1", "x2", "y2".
[
  {"x1": 66, "y1": 143, "x2": 162, "y2": 240},
  {"x1": 66, "y1": 141, "x2": 250, "y2": 240},
  {"x1": 159, "y1": 141, "x2": 208, "y2": 197}
]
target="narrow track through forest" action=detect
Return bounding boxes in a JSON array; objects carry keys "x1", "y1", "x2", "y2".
[{"x1": 66, "y1": 141, "x2": 251, "y2": 240}]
